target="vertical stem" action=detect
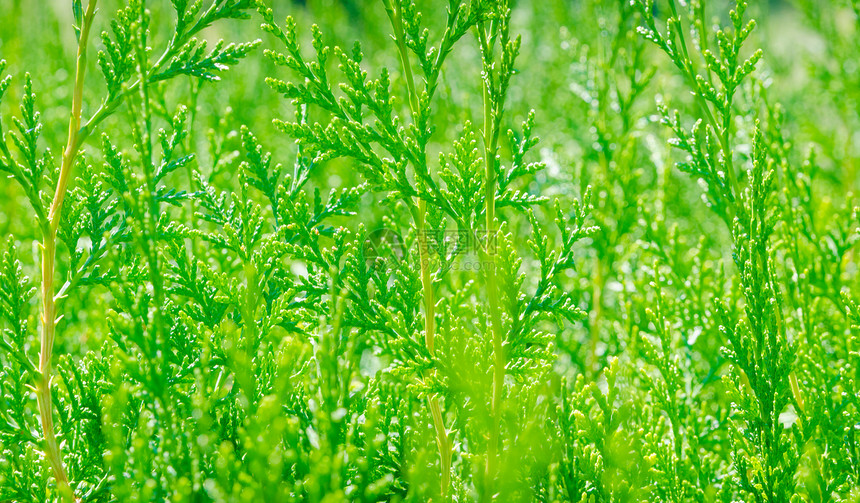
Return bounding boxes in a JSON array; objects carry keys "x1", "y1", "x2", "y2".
[
  {"x1": 478, "y1": 25, "x2": 505, "y2": 502},
  {"x1": 131, "y1": 5, "x2": 180, "y2": 455},
  {"x1": 38, "y1": 235, "x2": 71, "y2": 501},
  {"x1": 317, "y1": 266, "x2": 347, "y2": 497},
  {"x1": 243, "y1": 260, "x2": 260, "y2": 356},
  {"x1": 588, "y1": 257, "x2": 604, "y2": 373},
  {"x1": 184, "y1": 80, "x2": 200, "y2": 246},
  {"x1": 666, "y1": 0, "x2": 740, "y2": 202},
  {"x1": 383, "y1": 0, "x2": 451, "y2": 497},
  {"x1": 416, "y1": 199, "x2": 451, "y2": 499},
  {"x1": 38, "y1": 0, "x2": 98, "y2": 500}
]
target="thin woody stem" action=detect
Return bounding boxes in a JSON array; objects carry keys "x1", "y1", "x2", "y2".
[
  {"x1": 477, "y1": 22, "x2": 505, "y2": 503},
  {"x1": 383, "y1": 0, "x2": 452, "y2": 498},
  {"x1": 38, "y1": 0, "x2": 98, "y2": 500}
]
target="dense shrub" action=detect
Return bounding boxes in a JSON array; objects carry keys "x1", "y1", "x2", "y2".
[{"x1": 0, "y1": 0, "x2": 858, "y2": 501}]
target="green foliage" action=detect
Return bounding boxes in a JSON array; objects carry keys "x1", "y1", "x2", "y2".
[{"x1": 0, "y1": 0, "x2": 859, "y2": 502}]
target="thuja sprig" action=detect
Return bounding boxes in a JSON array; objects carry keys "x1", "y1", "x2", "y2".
[
  {"x1": 0, "y1": 244, "x2": 45, "y2": 502},
  {"x1": 760, "y1": 83, "x2": 860, "y2": 495},
  {"x1": 640, "y1": 271, "x2": 716, "y2": 501},
  {"x1": 36, "y1": 2, "x2": 100, "y2": 497},
  {"x1": 88, "y1": 0, "x2": 259, "y2": 136},
  {"x1": 474, "y1": 4, "x2": 519, "y2": 496},
  {"x1": 258, "y1": 1, "x2": 499, "y2": 496},
  {"x1": 636, "y1": 0, "x2": 762, "y2": 223},
  {"x1": 475, "y1": 4, "x2": 601, "y2": 498},
  {"x1": 558, "y1": 357, "x2": 649, "y2": 501},
  {"x1": 567, "y1": 0, "x2": 655, "y2": 372},
  {"x1": 382, "y1": 2, "x2": 456, "y2": 494},
  {"x1": 0, "y1": 0, "x2": 257, "y2": 499},
  {"x1": 510, "y1": 193, "x2": 596, "y2": 375},
  {"x1": 635, "y1": 1, "x2": 801, "y2": 499},
  {"x1": 259, "y1": 1, "x2": 595, "y2": 499}
]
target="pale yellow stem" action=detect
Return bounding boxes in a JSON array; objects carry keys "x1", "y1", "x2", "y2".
[{"x1": 38, "y1": 1, "x2": 98, "y2": 500}]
